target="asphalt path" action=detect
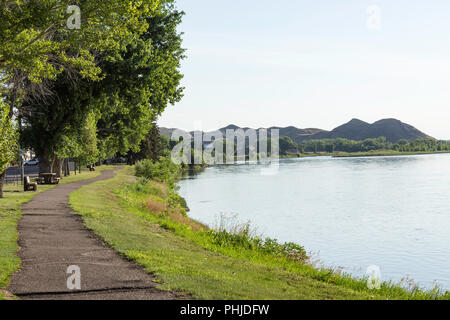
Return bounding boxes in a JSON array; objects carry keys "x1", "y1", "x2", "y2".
[{"x1": 7, "y1": 168, "x2": 182, "y2": 300}]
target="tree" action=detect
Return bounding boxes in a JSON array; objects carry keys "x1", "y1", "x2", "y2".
[
  {"x1": 160, "y1": 135, "x2": 171, "y2": 155},
  {"x1": 126, "y1": 122, "x2": 163, "y2": 164},
  {"x1": 0, "y1": 0, "x2": 161, "y2": 194},
  {"x1": 54, "y1": 111, "x2": 100, "y2": 175},
  {"x1": 94, "y1": 0, "x2": 185, "y2": 157},
  {"x1": 19, "y1": 0, "x2": 185, "y2": 174},
  {"x1": 279, "y1": 136, "x2": 299, "y2": 155},
  {"x1": 0, "y1": 99, "x2": 17, "y2": 198},
  {"x1": 1, "y1": 0, "x2": 160, "y2": 85},
  {"x1": 20, "y1": 74, "x2": 94, "y2": 174}
]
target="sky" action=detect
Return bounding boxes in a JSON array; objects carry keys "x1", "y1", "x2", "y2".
[{"x1": 158, "y1": 0, "x2": 450, "y2": 139}]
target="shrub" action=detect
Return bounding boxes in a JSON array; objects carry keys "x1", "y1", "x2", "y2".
[
  {"x1": 135, "y1": 157, "x2": 181, "y2": 188},
  {"x1": 208, "y1": 223, "x2": 308, "y2": 263}
]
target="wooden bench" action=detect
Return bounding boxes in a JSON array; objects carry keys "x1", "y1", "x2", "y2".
[
  {"x1": 24, "y1": 176, "x2": 37, "y2": 192},
  {"x1": 37, "y1": 173, "x2": 61, "y2": 185}
]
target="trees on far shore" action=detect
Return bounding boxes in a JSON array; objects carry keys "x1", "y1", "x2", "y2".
[{"x1": 300, "y1": 137, "x2": 450, "y2": 154}]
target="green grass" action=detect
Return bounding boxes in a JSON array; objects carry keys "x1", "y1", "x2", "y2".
[
  {"x1": 59, "y1": 167, "x2": 107, "y2": 184},
  {"x1": 0, "y1": 290, "x2": 16, "y2": 300},
  {"x1": 69, "y1": 167, "x2": 450, "y2": 300},
  {"x1": 0, "y1": 166, "x2": 112, "y2": 300}
]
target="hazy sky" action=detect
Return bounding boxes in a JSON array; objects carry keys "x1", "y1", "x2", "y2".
[{"x1": 158, "y1": 0, "x2": 450, "y2": 139}]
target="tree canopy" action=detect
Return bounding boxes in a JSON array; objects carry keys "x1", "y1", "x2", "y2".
[
  {"x1": 0, "y1": 0, "x2": 185, "y2": 196},
  {"x1": 300, "y1": 137, "x2": 450, "y2": 153},
  {"x1": 17, "y1": 0, "x2": 185, "y2": 175},
  {"x1": 0, "y1": 0, "x2": 160, "y2": 84}
]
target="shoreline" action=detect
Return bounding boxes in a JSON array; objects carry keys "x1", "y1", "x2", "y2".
[
  {"x1": 332, "y1": 150, "x2": 450, "y2": 158},
  {"x1": 280, "y1": 150, "x2": 450, "y2": 159}
]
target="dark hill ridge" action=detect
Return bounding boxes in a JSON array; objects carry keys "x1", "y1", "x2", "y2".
[
  {"x1": 160, "y1": 118, "x2": 434, "y2": 144},
  {"x1": 311, "y1": 118, "x2": 371, "y2": 141},
  {"x1": 309, "y1": 118, "x2": 433, "y2": 143},
  {"x1": 216, "y1": 125, "x2": 325, "y2": 142}
]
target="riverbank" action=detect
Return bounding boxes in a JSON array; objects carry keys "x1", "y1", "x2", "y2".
[
  {"x1": 281, "y1": 150, "x2": 450, "y2": 159},
  {"x1": 281, "y1": 153, "x2": 323, "y2": 159},
  {"x1": 332, "y1": 150, "x2": 450, "y2": 158},
  {"x1": 0, "y1": 167, "x2": 109, "y2": 300},
  {"x1": 69, "y1": 166, "x2": 449, "y2": 300}
]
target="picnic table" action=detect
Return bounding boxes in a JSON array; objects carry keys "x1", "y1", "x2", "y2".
[{"x1": 37, "y1": 173, "x2": 61, "y2": 185}]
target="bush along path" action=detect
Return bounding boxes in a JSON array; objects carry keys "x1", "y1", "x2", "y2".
[{"x1": 7, "y1": 168, "x2": 181, "y2": 300}]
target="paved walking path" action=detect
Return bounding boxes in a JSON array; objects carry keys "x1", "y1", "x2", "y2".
[{"x1": 8, "y1": 169, "x2": 179, "y2": 300}]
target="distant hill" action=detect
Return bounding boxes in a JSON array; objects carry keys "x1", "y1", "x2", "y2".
[
  {"x1": 308, "y1": 118, "x2": 433, "y2": 143},
  {"x1": 215, "y1": 125, "x2": 325, "y2": 144},
  {"x1": 160, "y1": 118, "x2": 434, "y2": 144}
]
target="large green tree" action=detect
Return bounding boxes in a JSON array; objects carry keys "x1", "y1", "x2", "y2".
[
  {"x1": 19, "y1": 0, "x2": 185, "y2": 174},
  {"x1": 126, "y1": 122, "x2": 164, "y2": 164},
  {"x1": 1, "y1": 0, "x2": 160, "y2": 84},
  {"x1": 0, "y1": 0, "x2": 161, "y2": 195},
  {"x1": 94, "y1": 1, "x2": 185, "y2": 157},
  {"x1": 20, "y1": 74, "x2": 95, "y2": 174},
  {"x1": 279, "y1": 136, "x2": 299, "y2": 155}
]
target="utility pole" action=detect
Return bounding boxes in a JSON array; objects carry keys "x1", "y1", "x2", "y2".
[
  {"x1": 18, "y1": 115, "x2": 24, "y2": 184},
  {"x1": 19, "y1": 149, "x2": 24, "y2": 183}
]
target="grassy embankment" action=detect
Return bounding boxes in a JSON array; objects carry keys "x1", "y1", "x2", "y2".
[
  {"x1": 69, "y1": 166, "x2": 449, "y2": 300},
  {"x1": 0, "y1": 167, "x2": 110, "y2": 300}
]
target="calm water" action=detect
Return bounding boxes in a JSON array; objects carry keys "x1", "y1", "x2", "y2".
[{"x1": 178, "y1": 153, "x2": 450, "y2": 290}]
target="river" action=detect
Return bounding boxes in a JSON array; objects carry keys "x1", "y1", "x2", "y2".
[{"x1": 178, "y1": 153, "x2": 450, "y2": 290}]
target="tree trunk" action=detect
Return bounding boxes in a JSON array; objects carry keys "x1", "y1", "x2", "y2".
[
  {"x1": 64, "y1": 159, "x2": 70, "y2": 177},
  {"x1": 38, "y1": 151, "x2": 53, "y2": 175},
  {"x1": 0, "y1": 170, "x2": 6, "y2": 199},
  {"x1": 54, "y1": 158, "x2": 63, "y2": 178}
]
